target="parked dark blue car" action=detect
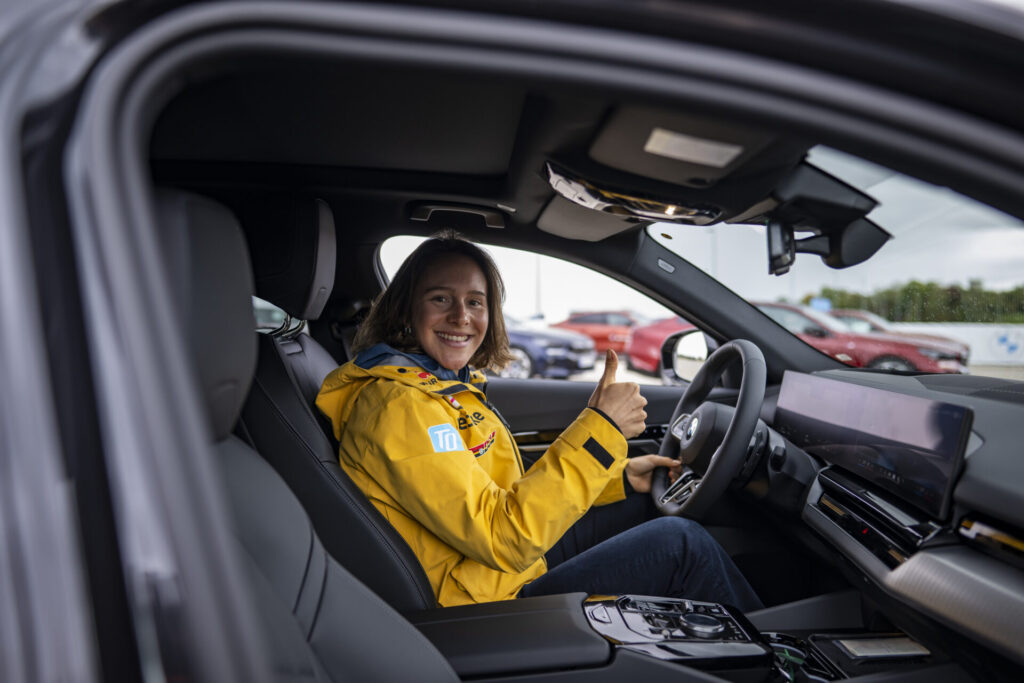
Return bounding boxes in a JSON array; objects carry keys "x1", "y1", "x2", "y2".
[{"x1": 502, "y1": 316, "x2": 597, "y2": 379}]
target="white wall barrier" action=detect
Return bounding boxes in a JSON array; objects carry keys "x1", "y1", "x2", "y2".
[{"x1": 890, "y1": 323, "x2": 1024, "y2": 366}]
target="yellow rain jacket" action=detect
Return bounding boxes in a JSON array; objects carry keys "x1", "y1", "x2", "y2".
[{"x1": 316, "y1": 352, "x2": 629, "y2": 606}]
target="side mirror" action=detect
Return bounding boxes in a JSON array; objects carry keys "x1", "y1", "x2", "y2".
[
  {"x1": 660, "y1": 329, "x2": 709, "y2": 384},
  {"x1": 803, "y1": 326, "x2": 830, "y2": 338}
]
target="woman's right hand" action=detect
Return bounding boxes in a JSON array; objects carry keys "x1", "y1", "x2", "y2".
[{"x1": 588, "y1": 350, "x2": 647, "y2": 438}]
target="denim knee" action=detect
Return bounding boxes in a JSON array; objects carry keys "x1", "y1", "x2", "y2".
[{"x1": 640, "y1": 517, "x2": 719, "y2": 557}]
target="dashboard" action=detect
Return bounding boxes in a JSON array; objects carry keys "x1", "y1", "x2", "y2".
[{"x1": 765, "y1": 369, "x2": 1024, "y2": 668}]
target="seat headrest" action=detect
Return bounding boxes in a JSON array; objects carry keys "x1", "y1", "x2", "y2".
[
  {"x1": 244, "y1": 198, "x2": 337, "y2": 321},
  {"x1": 157, "y1": 189, "x2": 257, "y2": 439}
]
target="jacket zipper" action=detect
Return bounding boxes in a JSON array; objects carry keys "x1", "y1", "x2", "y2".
[{"x1": 485, "y1": 399, "x2": 526, "y2": 476}]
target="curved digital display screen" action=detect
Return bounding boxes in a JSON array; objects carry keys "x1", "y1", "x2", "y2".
[{"x1": 775, "y1": 372, "x2": 972, "y2": 519}]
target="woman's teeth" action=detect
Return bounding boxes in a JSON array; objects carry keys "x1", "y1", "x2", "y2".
[{"x1": 437, "y1": 332, "x2": 469, "y2": 342}]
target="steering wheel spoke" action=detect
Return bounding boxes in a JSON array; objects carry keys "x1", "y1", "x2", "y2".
[
  {"x1": 668, "y1": 413, "x2": 690, "y2": 441},
  {"x1": 658, "y1": 467, "x2": 700, "y2": 506}
]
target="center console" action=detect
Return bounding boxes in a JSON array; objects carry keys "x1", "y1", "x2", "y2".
[
  {"x1": 409, "y1": 591, "x2": 951, "y2": 682},
  {"x1": 583, "y1": 595, "x2": 771, "y2": 680}
]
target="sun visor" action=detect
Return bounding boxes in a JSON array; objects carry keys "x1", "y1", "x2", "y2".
[{"x1": 537, "y1": 194, "x2": 639, "y2": 241}]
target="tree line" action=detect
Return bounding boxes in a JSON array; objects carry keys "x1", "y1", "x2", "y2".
[{"x1": 799, "y1": 280, "x2": 1024, "y2": 323}]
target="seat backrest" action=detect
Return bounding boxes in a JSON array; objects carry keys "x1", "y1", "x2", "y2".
[
  {"x1": 157, "y1": 189, "x2": 455, "y2": 681},
  {"x1": 238, "y1": 196, "x2": 436, "y2": 612}
]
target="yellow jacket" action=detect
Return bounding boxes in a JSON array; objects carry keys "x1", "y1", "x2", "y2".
[{"x1": 316, "y1": 353, "x2": 629, "y2": 606}]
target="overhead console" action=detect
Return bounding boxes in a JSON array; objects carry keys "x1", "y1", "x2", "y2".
[{"x1": 537, "y1": 105, "x2": 809, "y2": 241}]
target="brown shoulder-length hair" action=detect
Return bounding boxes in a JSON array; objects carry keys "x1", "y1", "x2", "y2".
[{"x1": 354, "y1": 231, "x2": 513, "y2": 372}]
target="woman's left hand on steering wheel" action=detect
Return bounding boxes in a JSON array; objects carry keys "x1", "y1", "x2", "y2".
[{"x1": 624, "y1": 454, "x2": 682, "y2": 493}]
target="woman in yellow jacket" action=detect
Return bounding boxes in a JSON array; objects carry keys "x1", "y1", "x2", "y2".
[{"x1": 316, "y1": 232, "x2": 762, "y2": 611}]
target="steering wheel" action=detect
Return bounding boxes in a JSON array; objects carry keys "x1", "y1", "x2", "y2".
[{"x1": 651, "y1": 339, "x2": 766, "y2": 518}]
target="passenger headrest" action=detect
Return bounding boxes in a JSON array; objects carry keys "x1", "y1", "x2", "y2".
[
  {"x1": 156, "y1": 189, "x2": 257, "y2": 439},
  {"x1": 244, "y1": 198, "x2": 337, "y2": 321}
]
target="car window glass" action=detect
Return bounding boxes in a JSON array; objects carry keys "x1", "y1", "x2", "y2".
[
  {"x1": 607, "y1": 314, "x2": 632, "y2": 326},
  {"x1": 380, "y1": 237, "x2": 674, "y2": 383},
  {"x1": 650, "y1": 145, "x2": 1024, "y2": 380},
  {"x1": 841, "y1": 318, "x2": 874, "y2": 334},
  {"x1": 253, "y1": 296, "x2": 287, "y2": 331}
]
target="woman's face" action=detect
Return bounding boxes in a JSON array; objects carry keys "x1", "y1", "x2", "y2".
[{"x1": 412, "y1": 253, "x2": 489, "y2": 371}]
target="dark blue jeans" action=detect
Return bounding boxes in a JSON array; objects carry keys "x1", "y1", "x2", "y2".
[{"x1": 519, "y1": 493, "x2": 763, "y2": 613}]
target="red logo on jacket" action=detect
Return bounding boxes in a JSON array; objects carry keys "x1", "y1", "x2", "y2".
[{"x1": 469, "y1": 431, "x2": 496, "y2": 458}]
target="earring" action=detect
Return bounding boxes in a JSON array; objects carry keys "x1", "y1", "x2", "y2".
[{"x1": 403, "y1": 326, "x2": 413, "y2": 337}]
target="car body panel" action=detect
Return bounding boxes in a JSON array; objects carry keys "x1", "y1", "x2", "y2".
[
  {"x1": 756, "y1": 303, "x2": 969, "y2": 373},
  {"x1": 552, "y1": 311, "x2": 647, "y2": 353},
  {"x1": 625, "y1": 316, "x2": 696, "y2": 374},
  {"x1": 831, "y1": 309, "x2": 971, "y2": 362},
  {"x1": 505, "y1": 323, "x2": 596, "y2": 378},
  {"x1": 3, "y1": 0, "x2": 1024, "y2": 679}
]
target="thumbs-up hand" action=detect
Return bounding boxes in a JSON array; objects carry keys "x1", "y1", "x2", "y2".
[{"x1": 588, "y1": 350, "x2": 647, "y2": 438}]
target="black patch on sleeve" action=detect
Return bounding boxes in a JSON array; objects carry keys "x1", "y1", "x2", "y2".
[{"x1": 583, "y1": 437, "x2": 615, "y2": 470}]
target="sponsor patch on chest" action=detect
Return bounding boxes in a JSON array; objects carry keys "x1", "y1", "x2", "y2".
[{"x1": 427, "y1": 424, "x2": 465, "y2": 452}]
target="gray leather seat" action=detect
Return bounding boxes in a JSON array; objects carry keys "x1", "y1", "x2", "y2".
[
  {"x1": 237, "y1": 196, "x2": 436, "y2": 612},
  {"x1": 157, "y1": 188, "x2": 456, "y2": 681}
]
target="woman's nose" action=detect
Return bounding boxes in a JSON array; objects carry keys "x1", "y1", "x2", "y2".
[{"x1": 449, "y1": 302, "x2": 470, "y2": 324}]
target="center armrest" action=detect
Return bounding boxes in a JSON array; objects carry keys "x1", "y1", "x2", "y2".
[{"x1": 407, "y1": 592, "x2": 611, "y2": 678}]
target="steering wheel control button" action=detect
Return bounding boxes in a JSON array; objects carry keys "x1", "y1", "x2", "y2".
[{"x1": 680, "y1": 612, "x2": 726, "y2": 638}]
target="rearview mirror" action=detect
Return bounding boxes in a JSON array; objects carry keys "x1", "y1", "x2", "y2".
[{"x1": 660, "y1": 329, "x2": 709, "y2": 384}]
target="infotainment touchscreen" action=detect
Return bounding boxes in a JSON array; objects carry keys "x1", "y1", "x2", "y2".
[{"x1": 775, "y1": 372, "x2": 972, "y2": 519}]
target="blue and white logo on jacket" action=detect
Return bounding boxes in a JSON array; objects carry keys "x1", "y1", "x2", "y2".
[{"x1": 428, "y1": 424, "x2": 464, "y2": 452}]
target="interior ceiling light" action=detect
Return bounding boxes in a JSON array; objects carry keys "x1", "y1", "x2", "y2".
[{"x1": 546, "y1": 163, "x2": 721, "y2": 225}]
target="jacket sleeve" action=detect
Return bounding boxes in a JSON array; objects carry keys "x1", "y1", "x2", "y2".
[
  {"x1": 347, "y1": 387, "x2": 628, "y2": 574},
  {"x1": 593, "y1": 464, "x2": 628, "y2": 505}
]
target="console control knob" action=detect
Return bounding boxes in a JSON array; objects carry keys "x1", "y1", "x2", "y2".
[{"x1": 679, "y1": 612, "x2": 726, "y2": 638}]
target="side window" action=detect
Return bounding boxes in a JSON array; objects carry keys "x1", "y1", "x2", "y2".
[
  {"x1": 842, "y1": 318, "x2": 873, "y2": 334},
  {"x1": 253, "y1": 296, "x2": 287, "y2": 330},
  {"x1": 252, "y1": 296, "x2": 306, "y2": 336},
  {"x1": 379, "y1": 237, "x2": 677, "y2": 384},
  {"x1": 607, "y1": 313, "x2": 632, "y2": 326}
]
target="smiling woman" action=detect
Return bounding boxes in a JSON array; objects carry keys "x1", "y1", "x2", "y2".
[{"x1": 315, "y1": 232, "x2": 759, "y2": 610}]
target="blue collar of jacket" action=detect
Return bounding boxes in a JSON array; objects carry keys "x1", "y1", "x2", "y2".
[{"x1": 355, "y1": 342, "x2": 473, "y2": 383}]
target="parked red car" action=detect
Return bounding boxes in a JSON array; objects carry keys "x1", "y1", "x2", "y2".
[
  {"x1": 829, "y1": 309, "x2": 971, "y2": 364},
  {"x1": 551, "y1": 310, "x2": 650, "y2": 353},
  {"x1": 625, "y1": 316, "x2": 695, "y2": 374},
  {"x1": 758, "y1": 302, "x2": 968, "y2": 373}
]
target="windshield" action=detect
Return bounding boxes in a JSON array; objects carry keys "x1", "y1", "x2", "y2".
[{"x1": 650, "y1": 146, "x2": 1024, "y2": 379}]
